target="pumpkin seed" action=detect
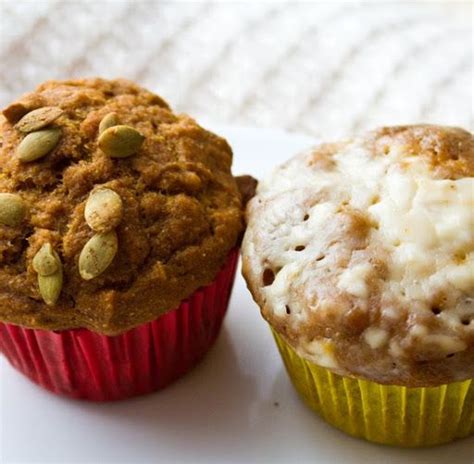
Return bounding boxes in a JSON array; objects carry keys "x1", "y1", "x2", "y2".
[
  {"x1": 33, "y1": 243, "x2": 60, "y2": 276},
  {"x1": 38, "y1": 269, "x2": 63, "y2": 306},
  {"x1": 17, "y1": 128, "x2": 62, "y2": 162},
  {"x1": 98, "y1": 112, "x2": 119, "y2": 134},
  {"x1": 84, "y1": 188, "x2": 123, "y2": 233},
  {"x1": 0, "y1": 193, "x2": 26, "y2": 226},
  {"x1": 15, "y1": 106, "x2": 63, "y2": 133},
  {"x1": 98, "y1": 125, "x2": 144, "y2": 158},
  {"x1": 79, "y1": 231, "x2": 118, "y2": 280}
]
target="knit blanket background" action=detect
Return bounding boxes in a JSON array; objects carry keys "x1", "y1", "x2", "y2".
[{"x1": 1, "y1": 1, "x2": 472, "y2": 138}]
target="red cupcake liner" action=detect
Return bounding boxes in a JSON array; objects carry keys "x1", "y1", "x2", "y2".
[{"x1": 0, "y1": 248, "x2": 239, "y2": 401}]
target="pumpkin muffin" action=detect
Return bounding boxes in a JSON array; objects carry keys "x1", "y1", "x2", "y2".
[
  {"x1": 242, "y1": 125, "x2": 473, "y2": 446},
  {"x1": 0, "y1": 78, "x2": 246, "y2": 400}
]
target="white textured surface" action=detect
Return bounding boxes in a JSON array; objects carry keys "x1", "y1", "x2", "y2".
[
  {"x1": 0, "y1": 1, "x2": 472, "y2": 138},
  {"x1": 1, "y1": 125, "x2": 473, "y2": 464}
]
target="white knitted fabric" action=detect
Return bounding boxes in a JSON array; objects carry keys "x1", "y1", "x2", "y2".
[{"x1": 0, "y1": 1, "x2": 472, "y2": 138}]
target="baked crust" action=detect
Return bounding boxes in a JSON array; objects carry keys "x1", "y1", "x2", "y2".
[
  {"x1": 0, "y1": 78, "x2": 242, "y2": 335},
  {"x1": 242, "y1": 125, "x2": 473, "y2": 387}
]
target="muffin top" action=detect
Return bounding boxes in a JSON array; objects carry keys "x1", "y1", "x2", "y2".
[
  {"x1": 243, "y1": 125, "x2": 473, "y2": 387},
  {"x1": 0, "y1": 78, "x2": 242, "y2": 335}
]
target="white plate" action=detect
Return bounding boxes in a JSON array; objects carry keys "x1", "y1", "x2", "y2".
[{"x1": 1, "y1": 125, "x2": 472, "y2": 464}]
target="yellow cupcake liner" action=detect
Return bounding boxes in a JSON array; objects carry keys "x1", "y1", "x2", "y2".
[{"x1": 272, "y1": 330, "x2": 474, "y2": 447}]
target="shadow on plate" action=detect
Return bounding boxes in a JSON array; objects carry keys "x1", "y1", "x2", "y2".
[{"x1": 61, "y1": 327, "x2": 261, "y2": 452}]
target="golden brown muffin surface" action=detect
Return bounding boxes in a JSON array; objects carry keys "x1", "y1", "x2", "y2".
[
  {"x1": 0, "y1": 78, "x2": 242, "y2": 335},
  {"x1": 243, "y1": 125, "x2": 473, "y2": 387}
]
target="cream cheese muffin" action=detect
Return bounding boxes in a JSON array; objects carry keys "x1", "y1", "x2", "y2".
[{"x1": 242, "y1": 125, "x2": 473, "y2": 446}]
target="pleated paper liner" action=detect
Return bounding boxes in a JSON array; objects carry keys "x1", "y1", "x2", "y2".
[
  {"x1": 0, "y1": 248, "x2": 239, "y2": 401},
  {"x1": 272, "y1": 330, "x2": 474, "y2": 447}
]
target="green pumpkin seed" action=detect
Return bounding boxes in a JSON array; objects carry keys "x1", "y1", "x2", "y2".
[
  {"x1": 0, "y1": 193, "x2": 26, "y2": 226},
  {"x1": 15, "y1": 106, "x2": 63, "y2": 133},
  {"x1": 98, "y1": 125, "x2": 144, "y2": 158},
  {"x1": 33, "y1": 242, "x2": 63, "y2": 305},
  {"x1": 79, "y1": 231, "x2": 118, "y2": 280},
  {"x1": 98, "y1": 112, "x2": 120, "y2": 135},
  {"x1": 38, "y1": 269, "x2": 63, "y2": 306},
  {"x1": 17, "y1": 128, "x2": 62, "y2": 162},
  {"x1": 33, "y1": 243, "x2": 60, "y2": 276},
  {"x1": 84, "y1": 188, "x2": 123, "y2": 233}
]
